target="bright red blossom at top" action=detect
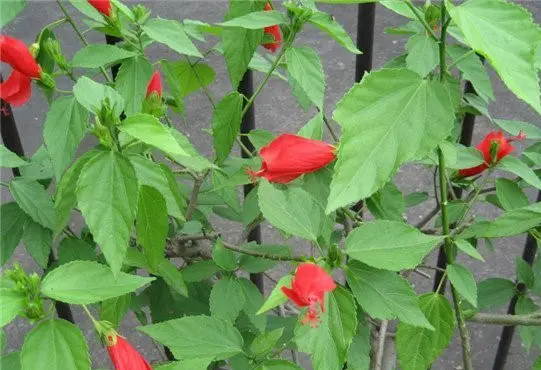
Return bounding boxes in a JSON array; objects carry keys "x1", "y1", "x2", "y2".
[
  {"x1": 106, "y1": 332, "x2": 152, "y2": 370},
  {"x1": 262, "y1": 3, "x2": 282, "y2": 53},
  {"x1": 88, "y1": 0, "x2": 112, "y2": 17},
  {"x1": 146, "y1": 70, "x2": 162, "y2": 98},
  {"x1": 248, "y1": 134, "x2": 336, "y2": 183},
  {"x1": 0, "y1": 35, "x2": 41, "y2": 106},
  {"x1": 458, "y1": 130, "x2": 525, "y2": 178},
  {"x1": 282, "y1": 263, "x2": 336, "y2": 327}
]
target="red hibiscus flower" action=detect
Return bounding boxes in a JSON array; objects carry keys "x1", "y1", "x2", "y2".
[
  {"x1": 0, "y1": 35, "x2": 41, "y2": 106},
  {"x1": 248, "y1": 134, "x2": 336, "y2": 183},
  {"x1": 88, "y1": 0, "x2": 112, "y2": 17},
  {"x1": 458, "y1": 130, "x2": 525, "y2": 178},
  {"x1": 146, "y1": 70, "x2": 162, "y2": 99},
  {"x1": 262, "y1": 3, "x2": 282, "y2": 52},
  {"x1": 281, "y1": 263, "x2": 336, "y2": 327},
  {"x1": 105, "y1": 331, "x2": 152, "y2": 370}
]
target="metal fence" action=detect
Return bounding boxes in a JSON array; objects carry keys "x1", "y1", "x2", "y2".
[{"x1": 1, "y1": 3, "x2": 538, "y2": 369}]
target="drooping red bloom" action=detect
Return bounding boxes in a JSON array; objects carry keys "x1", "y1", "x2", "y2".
[
  {"x1": 106, "y1": 332, "x2": 152, "y2": 370},
  {"x1": 88, "y1": 0, "x2": 112, "y2": 17},
  {"x1": 146, "y1": 70, "x2": 162, "y2": 99},
  {"x1": 281, "y1": 263, "x2": 336, "y2": 327},
  {"x1": 248, "y1": 134, "x2": 336, "y2": 183},
  {"x1": 0, "y1": 35, "x2": 41, "y2": 106},
  {"x1": 458, "y1": 130, "x2": 525, "y2": 178},
  {"x1": 262, "y1": 3, "x2": 282, "y2": 53}
]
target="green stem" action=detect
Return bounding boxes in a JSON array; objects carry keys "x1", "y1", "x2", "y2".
[
  {"x1": 222, "y1": 241, "x2": 306, "y2": 262},
  {"x1": 435, "y1": 270, "x2": 447, "y2": 294},
  {"x1": 457, "y1": 169, "x2": 494, "y2": 226},
  {"x1": 452, "y1": 286, "x2": 474, "y2": 369},
  {"x1": 404, "y1": 0, "x2": 439, "y2": 42},
  {"x1": 439, "y1": 3, "x2": 450, "y2": 79},
  {"x1": 56, "y1": 0, "x2": 113, "y2": 83},
  {"x1": 43, "y1": 17, "x2": 67, "y2": 30},
  {"x1": 82, "y1": 304, "x2": 99, "y2": 328}
]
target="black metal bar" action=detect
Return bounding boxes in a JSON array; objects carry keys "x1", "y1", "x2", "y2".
[
  {"x1": 492, "y1": 191, "x2": 541, "y2": 370},
  {"x1": 1, "y1": 74, "x2": 75, "y2": 324},
  {"x1": 238, "y1": 70, "x2": 264, "y2": 292},
  {"x1": 433, "y1": 79, "x2": 478, "y2": 293}
]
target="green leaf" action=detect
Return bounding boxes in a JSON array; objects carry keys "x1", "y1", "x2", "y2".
[
  {"x1": 115, "y1": 56, "x2": 153, "y2": 117},
  {"x1": 212, "y1": 92, "x2": 244, "y2": 164},
  {"x1": 478, "y1": 278, "x2": 516, "y2": 310},
  {"x1": 257, "y1": 274, "x2": 292, "y2": 314},
  {"x1": 21, "y1": 319, "x2": 90, "y2": 370},
  {"x1": 136, "y1": 185, "x2": 168, "y2": 270},
  {"x1": 404, "y1": 191, "x2": 429, "y2": 208},
  {"x1": 76, "y1": 150, "x2": 138, "y2": 274},
  {"x1": 212, "y1": 239, "x2": 237, "y2": 271},
  {"x1": 345, "y1": 261, "x2": 432, "y2": 329},
  {"x1": 302, "y1": 168, "x2": 336, "y2": 246},
  {"x1": 443, "y1": 144, "x2": 485, "y2": 169},
  {"x1": 497, "y1": 156, "x2": 541, "y2": 190},
  {"x1": 221, "y1": 1, "x2": 264, "y2": 89},
  {"x1": 167, "y1": 129, "x2": 215, "y2": 172},
  {"x1": 460, "y1": 201, "x2": 541, "y2": 239},
  {"x1": 210, "y1": 277, "x2": 246, "y2": 323},
  {"x1": 396, "y1": 293, "x2": 454, "y2": 370},
  {"x1": 41, "y1": 261, "x2": 154, "y2": 304},
  {"x1": 496, "y1": 178, "x2": 529, "y2": 211},
  {"x1": 259, "y1": 180, "x2": 321, "y2": 241},
  {"x1": 54, "y1": 150, "x2": 98, "y2": 235},
  {"x1": 329, "y1": 68, "x2": 457, "y2": 212},
  {"x1": 0, "y1": 352, "x2": 21, "y2": 370},
  {"x1": 517, "y1": 257, "x2": 535, "y2": 289},
  {"x1": 516, "y1": 296, "x2": 541, "y2": 351},
  {"x1": 0, "y1": 202, "x2": 27, "y2": 265},
  {"x1": 495, "y1": 119, "x2": 541, "y2": 140},
  {"x1": 286, "y1": 47, "x2": 325, "y2": 109},
  {"x1": 154, "y1": 358, "x2": 214, "y2": 370},
  {"x1": 44, "y1": 96, "x2": 89, "y2": 180},
  {"x1": 238, "y1": 244, "x2": 290, "y2": 273},
  {"x1": 307, "y1": 11, "x2": 361, "y2": 54},
  {"x1": 73, "y1": 76, "x2": 124, "y2": 116},
  {"x1": 347, "y1": 315, "x2": 371, "y2": 370},
  {"x1": 143, "y1": 18, "x2": 202, "y2": 57},
  {"x1": 218, "y1": 10, "x2": 286, "y2": 28},
  {"x1": 238, "y1": 278, "x2": 267, "y2": 332},
  {"x1": 447, "y1": 0, "x2": 541, "y2": 114},
  {"x1": 57, "y1": 237, "x2": 96, "y2": 265},
  {"x1": 68, "y1": 0, "x2": 105, "y2": 22},
  {"x1": 162, "y1": 60, "x2": 216, "y2": 98},
  {"x1": 254, "y1": 360, "x2": 303, "y2": 370},
  {"x1": 22, "y1": 220, "x2": 52, "y2": 268},
  {"x1": 10, "y1": 178, "x2": 55, "y2": 230},
  {"x1": 406, "y1": 33, "x2": 439, "y2": 77},
  {"x1": 0, "y1": 145, "x2": 27, "y2": 168},
  {"x1": 182, "y1": 260, "x2": 220, "y2": 283},
  {"x1": 0, "y1": 0, "x2": 25, "y2": 28},
  {"x1": 298, "y1": 112, "x2": 324, "y2": 140},
  {"x1": 155, "y1": 259, "x2": 188, "y2": 297},
  {"x1": 251, "y1": 328, "x2": 284, "y2": 357},
  {"x1": 346, "y1": 220, "x2": 443, "y2": 271},
  {"x1": 129, "y1": 154, "x2": 186, "y2": 219},
  {"x1": 447, "y1": 45, "x2": 494, "y2": 101},
  {"x1": 447, "y1": 263, "x2": 477, "y2": 308},
  {"x1": 100, "y1": 294, "x2": 131, "y2": 328},
  {"x1": 295, "y1": 287, "x2": 357, "y2": 370},
  {"x1": 138, "y1": 315, "x2": 244, "y2": 360},
  {"x1": 18, "y1": 146, "x2": 53, "y2": 181},
  {"x1": 454, "y1": 239, "x2": 485, "y2": 262},
  {"x1": 119, "y1": 114, "x2": 190, "y2": 157},
  {"x1": 0, "y1": 289, "x2": 24, "y2": 328},
  {"x1": 366, "y1": 182, "x2": 405, "y2": 221},
  {"x1": 71, "y1": 44, "x2": 136, "y2": 68}
]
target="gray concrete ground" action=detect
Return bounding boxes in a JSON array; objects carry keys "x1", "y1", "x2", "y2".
[{"x1": 2, "y1": 1, "x2": 541, "y2": 369}]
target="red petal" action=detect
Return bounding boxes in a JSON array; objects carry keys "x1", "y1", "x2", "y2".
[
  {"x1": 0, "y1": 71, "x2": 32, "y2": 106},
  {"x1": 0, "y1": 35, "x2": 41, "y2": 78},
  {"x1": 146, "y1": 70, "x2": 162, "y2": 98},
  {"x1": 107, "y1": 336, "x2": 152, "y2": 370},
  {"x1": 281, "y1": 285, "x2": 307, "y2": 307},
  {"x1": 88, "y1": 0, "x2": 112, "y2": 17}
]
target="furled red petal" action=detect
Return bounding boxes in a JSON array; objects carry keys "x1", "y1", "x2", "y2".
[
  {"x1": 107, "y1": 336, "x2": 152, "y2": 370},
  {"x1": 292, "y1": 263, "x2": 336, "y2": 305},
  {"x1": 0, "y1": 71, "x2": 32, "y2": 106},
  {"x1": 146, "y1": 70, "x2": 162, "y2": 98},
  {"x1": 262, "y1": 25, "x2": 282, "y2": 53},
  {"x1": 458, "y1": 163, "x2": 488, "y2": 178},
  {"x1": 88, "y1": 0, "x2": 112, "y2": 17},
  {"x1": 281, "y1": 286, "x2": 306, "y2": 307},
  {"x1": 0, "y1": 35, "x2": 40, "y2": 78},
  {"x1": 459, "y1": 131, "x2": 515, "y2": 177}
]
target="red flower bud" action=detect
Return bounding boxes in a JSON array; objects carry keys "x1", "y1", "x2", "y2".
[
  {"x1": 105, "y1": 332, "x2": 152, "y2": 370},
  {"x1": 88, "y1": 0, "x2": 112, "y2": 17},
  {"x1": 0, "y1": 35, "x2": 41, "y2": 106},
  {"x1": 458, "y1": 130, "x2": 524, "y2": 178},
  {"x1": 248, "y1": 134, "x2": 336, "y2": 184},
  {"x1": 281, "y1": 263, "x2": 336, "y2": 327},
  {"x1": 146, "y1": 70, "x2": 162, "y2": 99},
  {"x1": 262, "y1": 3, "x2": 282, "y2": 53}
]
